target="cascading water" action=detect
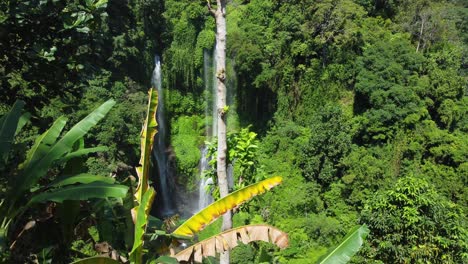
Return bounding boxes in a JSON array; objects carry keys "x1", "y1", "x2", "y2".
[
  {"x1": 196, "y1": 46, "x2": 236, "y2": 212},
  {"x1": 203, "y1": 49, "x2": 212, "y2": 136},
  {"x1": 198, "y1": 147, "x2": 213, "y2": 211},
  {"x1": 196, "y1": 49, "x2": 217, "y2": 212},
  {"x1": 152, "y1": 55, "x2": 175, "y2": 217}
]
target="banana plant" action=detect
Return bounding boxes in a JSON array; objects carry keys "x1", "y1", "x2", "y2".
[
  {"x1": 115, "y1": 88, "x2": 286, "y2": 263},
  {"x1": 69, "y1": 89, "x2": 158, "y2": 264},
  {"x1": 0, "y1": 100, "x2": 129, "y2": 252},
  {"x1": 74, "y1": 176, "x2": 286, "y2": 263},
  {"x1": 68, "y1": 89, "x2": 369, "y2": 264},
  {"x1": 71, "y1": 89, "x2": 163, "y2": 264},
  {"x1": 129, "y1": 88, "x2": 158, "y2": 264}
]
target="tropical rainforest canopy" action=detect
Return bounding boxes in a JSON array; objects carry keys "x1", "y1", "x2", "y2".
[{"x1": 0, "y1": 0, "x2": 467, "y2": 263}]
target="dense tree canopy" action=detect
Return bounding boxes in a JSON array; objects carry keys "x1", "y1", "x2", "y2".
[{"x1": 0, "y1": 0, "x2": 467, "y2": 263}]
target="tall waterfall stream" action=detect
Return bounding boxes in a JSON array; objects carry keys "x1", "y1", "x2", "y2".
[{"x1": 152, "y1": 55, "x2": 175, "y2": 217}]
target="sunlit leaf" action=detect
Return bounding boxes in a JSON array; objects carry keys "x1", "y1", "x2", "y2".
[
  {"x1": 318, "y1": 225, "x2": 369, "y2": 264},
  {"x1": 94, "y1": 0, "x2": 108, "y2": 9},
  {"x1": 172, "y1": 176, "x2": 282, "y2": 237},
  {"x1": 134, "y1": 88, "x2": 158, "y2": 202}
]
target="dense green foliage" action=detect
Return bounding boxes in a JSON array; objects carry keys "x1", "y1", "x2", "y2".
[
  {"x1": 162, "y1": 0, "x2": 467, "y2": 263},
  {"x1": 1, "y1": 0, "x2": 467, "y2": 263},
  {"x1": 0, "y1": 100, "x2": 129, "y2": 263},
  {"x1": 0, "y1": 0, "x2": 159, "y2": 262},
  {"x1": 0, "y1": 0, "x2": 158, "y2": 177}
]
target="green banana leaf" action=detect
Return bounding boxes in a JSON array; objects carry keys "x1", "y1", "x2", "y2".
[
  {"x1": 0, "y1": 100, "x2": 25, "y2": 167},
  {"x1": 50, "y1": 173, "x2": 115, "y2": 187},
  {"x1": 62, "y1": 146, "x2": 108, "y2": 161},
  {"x1": 172, "y1": 176, "x2": 283, "y2": 237},
  {"x1": 28, "y1": 182, "x2": 128, "y2": 204},
  {"x1": 130, "y1": 187, "x2": 155, "y2": 263},
  {"x1": 14, "y1": 100, "x2": 115, "y2": 194},
  {"x1": 19, "y1": 116, "x2": 68, "y2": 170},
  {"x1": 318, "y1": 224, "x2": 370, "y2": 264},
  {"x1": 70, "y1": 256, "x2": 120, "y2": 264},
  {"x1": 15, "y1": 112, "x2": 31, "y2": 135},
  {"x1": 134, "y1": 88, "x2": 158, "y2": 202}
]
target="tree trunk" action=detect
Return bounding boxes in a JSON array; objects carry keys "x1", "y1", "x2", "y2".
[
  {"x1": 211, "y1": 0, "x2": 231, "y2": 263},
  {"x1": 416, "y1": 17, "x2": 425, "y2": 53}
]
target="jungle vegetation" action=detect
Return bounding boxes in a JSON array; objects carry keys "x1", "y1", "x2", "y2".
[{"x1": 0, "y1": 0, "x2": 467, "y2": 263}]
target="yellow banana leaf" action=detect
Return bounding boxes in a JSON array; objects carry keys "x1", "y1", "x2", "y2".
[
  {"x1": 134, "y1": 88, "x2": 158, "y2": 203},
  {"x1": 173, "y1": 224, "x2": 289, "y2": 263},
  {"x1": 131, "y1": 88, "x2": 158, "y2": 264},
  {"x1": 172, "y1": 176, "x2": 282, "y2": 237}
]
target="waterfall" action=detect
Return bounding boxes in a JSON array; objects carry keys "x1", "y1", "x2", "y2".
[
  {"x1": 197, "y1": 49, "x2": 216, "y2": 212},
  {"x1": 197, "y1": 45, "x2": 236, "y2": 211},
  {"x1": 198, "y1": 147, "x2": 213, "y2": 211},
  {"x1": 203, "y1": 49, "x2": 213, "y2": 137},
  {"x1": 152, "y1": 55, "x2": 175, "y2": 217}
]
